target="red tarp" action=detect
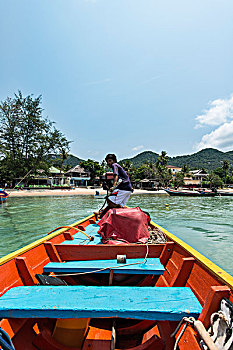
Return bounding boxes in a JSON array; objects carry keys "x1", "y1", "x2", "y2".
[{"x1": 97, "y1": 207, "x2": 150, "y2": 244}]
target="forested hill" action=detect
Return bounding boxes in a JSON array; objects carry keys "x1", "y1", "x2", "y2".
[
  {"x1": 121, "y1": 151, "x2": 160, "y2": 167},
  {"x1": 50, "y1": 154, "x2": 84, "y2": 168},
  {"x1": 121, "y1": 148, "x2": 233, "y2": 170},
  {"x1": 64, "y1": 155, "x2": 84, "y2": 167}
]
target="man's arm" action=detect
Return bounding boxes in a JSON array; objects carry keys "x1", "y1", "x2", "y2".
[{"x1": 110, "y1": 174, "x2": 118, "y2": 191}]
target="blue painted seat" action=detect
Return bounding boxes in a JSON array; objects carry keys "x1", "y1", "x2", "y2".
[
  {"x1": 61, "y1": 224, "x2": 102, "y2": 245},
  {"x1": 43, "y1": 258, "x2": 165, "y2": 275},
  {"x1": 0, "y1": 286, "x2": 202, "y2": 321}
]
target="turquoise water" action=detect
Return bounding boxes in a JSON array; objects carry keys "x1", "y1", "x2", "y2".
[{"x1": 0, "y1": 195, "x2": 233, "y2": 275}]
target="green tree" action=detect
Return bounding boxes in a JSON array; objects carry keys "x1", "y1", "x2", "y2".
[
  {"x1": 0, "y1": 91, "x2": 70, "y2": 184},
  {"x1": 182, "y1": 164, "x2": 189, "y2": 175},
  {"x1": 155, "y1": 151, "x2": 171, "y2": 187},
  {"x1": 80, "y1": 159, "x2": 105, "y2": 185},
  {"x1": 173, "y1": 172, "x2": 184, "y2": 188},
  {"x1": 222, "y1": 160, "x2": 230, "y2": 184},
  {"x1": 156, "y1": 151, "x2": 168, "y2": 167},
  {"x1": 120, "y1": 160, "x2": 133, "y2": 173},
  {"x1": 213, "y1": 167, "x2": 225, "y2": 179},
  {"x1": 134, "y1": 164, "x2": 150, "y2": 180},
  {"x1": 208, "y1": 172, "x2": 223, "y2": 189}
]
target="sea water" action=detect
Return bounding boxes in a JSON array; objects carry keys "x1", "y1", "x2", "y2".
[{"x1": 0, "y1": 195, "x2": 232, "y2": 275}]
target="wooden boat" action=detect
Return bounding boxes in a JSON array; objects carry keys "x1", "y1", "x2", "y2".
[
  {"x1": 217, "y1": 190, "x2": 233, "y2": 196},
  {"x1": 94, "y1": 194, "x2": 106, "y2": 200},
  {"x1": 0, "y1": 209, "x2": 233, "y2": 350},
  {"x1": 164, "y1": 188, "x2": 201, "y2": 196},
  {"x1": 165, "y1": 188, "x2": 217, "y2": 197},
  {"x1": 0, "y1": 189, "x2": 9, "y2": 203}
]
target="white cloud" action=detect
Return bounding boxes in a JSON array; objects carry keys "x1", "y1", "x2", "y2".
[
  {"x1": 132, "y1": 145, "x2": 144, "y2": 151},
  {"x1": 196, "y1": 120, "x2": 233, "y2": 151},
  {"x1": 195, "y1": 95, "x2": 233, "y2": 128}
]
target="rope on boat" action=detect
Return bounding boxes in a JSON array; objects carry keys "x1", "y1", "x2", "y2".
[
  {"x1": 47, "y1": 226, "x2": 94, "y2": 242},
  {"x1": 171, "y1": 317, "x2": 219, "y2": 350},
  {"x1": 52, "y1": 244, "x2": 149, "y2": 277},
  {"x1": 209, "y1": 311, "x2": 229, "y2": 336}
]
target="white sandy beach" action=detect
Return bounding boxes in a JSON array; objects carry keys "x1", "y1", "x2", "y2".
[{"x1": 7, "y1": 188, "x2": 168, "y2": 197}]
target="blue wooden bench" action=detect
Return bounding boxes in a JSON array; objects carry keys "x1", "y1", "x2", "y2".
[
  {"x1": 0, "y1": 286, "x2": 202, "y2": 321},
  {"x1": 43, "y1": 258, "x2": 165, "y2": 275},
  {"x1": 62, "y1": 224, "x2": 102, "y2": 245}
]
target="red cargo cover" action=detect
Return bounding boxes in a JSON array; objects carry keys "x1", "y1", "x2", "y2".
[{"x1": 97, "y1": 207, "x2": 150, "y2": 244}]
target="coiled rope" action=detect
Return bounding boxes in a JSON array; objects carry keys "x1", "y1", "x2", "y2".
[{"x1": 47, "y1": 226, "x2": 94, "y2": 242}]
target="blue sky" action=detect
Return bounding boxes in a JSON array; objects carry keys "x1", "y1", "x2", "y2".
[{"x1": 1, "y1": 0, "x2": 233, "y2": 162}]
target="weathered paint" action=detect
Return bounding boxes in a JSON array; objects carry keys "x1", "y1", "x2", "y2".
[
  {"x1": 43, "y1": 258, "x2": 165, "y2": 275},
  {"x1": 61, "y1": 224, "x2": 102, "y2": 245},
  {"x1": 0, "y1": 286, "x2": 202, "y2": 321}
]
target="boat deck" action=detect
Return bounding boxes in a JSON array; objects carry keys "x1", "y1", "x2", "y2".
[{"x1": 0, "y1": 213, "x2": 232, "y2": 350}]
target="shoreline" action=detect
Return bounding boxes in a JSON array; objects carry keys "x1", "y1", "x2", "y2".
[{"x1": 7, "y1": 188, "x2": 168, "y2": 197}]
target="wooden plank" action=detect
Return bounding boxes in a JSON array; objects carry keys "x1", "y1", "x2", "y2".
[
  {"x1": 0, "y1": 286, "x2": 202, "y2": 321},
  {"x1": 55, "y1": 244, "x2": 164, "y2": 261},
  {"x1": 43, "y1": 258, "x2": 165, "y2": 275},
  {"x1": 61, "y1": 224, "x2": 102, "y2": 245}
]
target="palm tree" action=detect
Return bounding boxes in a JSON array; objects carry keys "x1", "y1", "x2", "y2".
[
  {"x1": 182, "y1": 164, "x2": 189, "y2": 175},
  {"x1": 222, "y1": 160, "x2": 230, "y2": 184},
  {"x1": 59, "y1": 148, "x2": 68, "y2": 185},
  {"x1": 156, "y1": 151, "x2": 168, "y2": 167}
]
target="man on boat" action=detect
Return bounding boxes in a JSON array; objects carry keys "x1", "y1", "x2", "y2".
[{"x1": 95, "y1": 154, "x2": 133, "y2": 219}]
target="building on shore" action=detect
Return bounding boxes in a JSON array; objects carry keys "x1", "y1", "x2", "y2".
[
  {"x1": 184, "y1": 169, "x2": 209, "y2": 187},
  {"x1": 15, "y1": 167, "x2": 68, "y2": 188},
  {"x1": 166, "y1": 165, "x2": 182, "y2": 177},
  {"x1": 14, "y1": 165, "x2": 91, "y2": 189},
  {"x1": 65, "y1": 165, "x2": 90, "y2": 187},
  {"x1": 138, "y1": 179, "x2": 159, "y2": 190}
]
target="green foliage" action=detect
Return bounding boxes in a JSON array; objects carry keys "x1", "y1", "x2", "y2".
[
  {"x1": 156, "y1": 151, "x2": 168, "y2": 167},
  {"x1": 121, "y1": 148, "x2": 233, "y2": 171},
  {"x1": 207, "y1": 172, "x2": 223, "y2": 188},
  {"x1": 80, "y1": 159, "x2": 105, "y2": 184},
  {"x1": 181, "y1": 164, "x2": 189, "y2": 174},
  {"x1": 155, "y1": 151, "x2": 172, "y2": 187},
  {"x1": 0, "y1": 91, "x2": 70, "y2": 183},
  {"x1": 121, "y1": 151, "x2": 159, "y2": 168},
  {"x1": 173, "y1": 172, "x2": 185, "y2": 188},
  {"x1": 52, "y1": 154, "x2": 84, "y2": 170},
  {"x1": 222, "y1": 159, "x2": 230, "y2": 184}
]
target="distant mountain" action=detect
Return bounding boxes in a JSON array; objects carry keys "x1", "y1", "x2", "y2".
[
  {"x1": 121, "y1": 151, "x2": 160, "y2": 167},
  {"x1": 64, "y1": 154, "x2": 84, "y2": 167},
  {"x1": 121, "y1": 148, "x2": 233, "y2": 170},
  {"x1": 49, "y1": 154, "x2": 84, "y2": 169}
]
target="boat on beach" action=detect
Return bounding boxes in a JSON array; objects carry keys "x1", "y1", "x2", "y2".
[
  {"x1": 0, "y1": 207, "x2": 232, "y2": 350},
  {"x1": 217, "y1": 190, "x2": 233, "y2": 196},
  {"x1": 164, "y1": 188, "x2": 217, "y2": 197},
  {"x1": 0, "y1": 189, "x2": 9, "y2": 203},
  {"x1": 94, "y1": 192, "x2": 106, "y2": 200}
]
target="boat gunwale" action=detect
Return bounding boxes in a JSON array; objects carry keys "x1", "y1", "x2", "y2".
[
  {"x1": 150, "y1": 220, "x2": 233, "y2": 289},
  {"x1": 0, "y1": 213, "x2": 232, "y2": 291},
  {"x1": 0, "y1": 214, "x2": 95, "y2": 266}
]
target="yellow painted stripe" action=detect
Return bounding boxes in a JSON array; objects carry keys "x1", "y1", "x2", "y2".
[
  {"x1": 151, "y1": 220, "x2": 233, "y2": 289},
  {"x1": 0, "y1": 214, "x2": 95, "y2": 266},
  {"x1": 1, "y1": 210, "x2": 233, "y2": 290}
]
